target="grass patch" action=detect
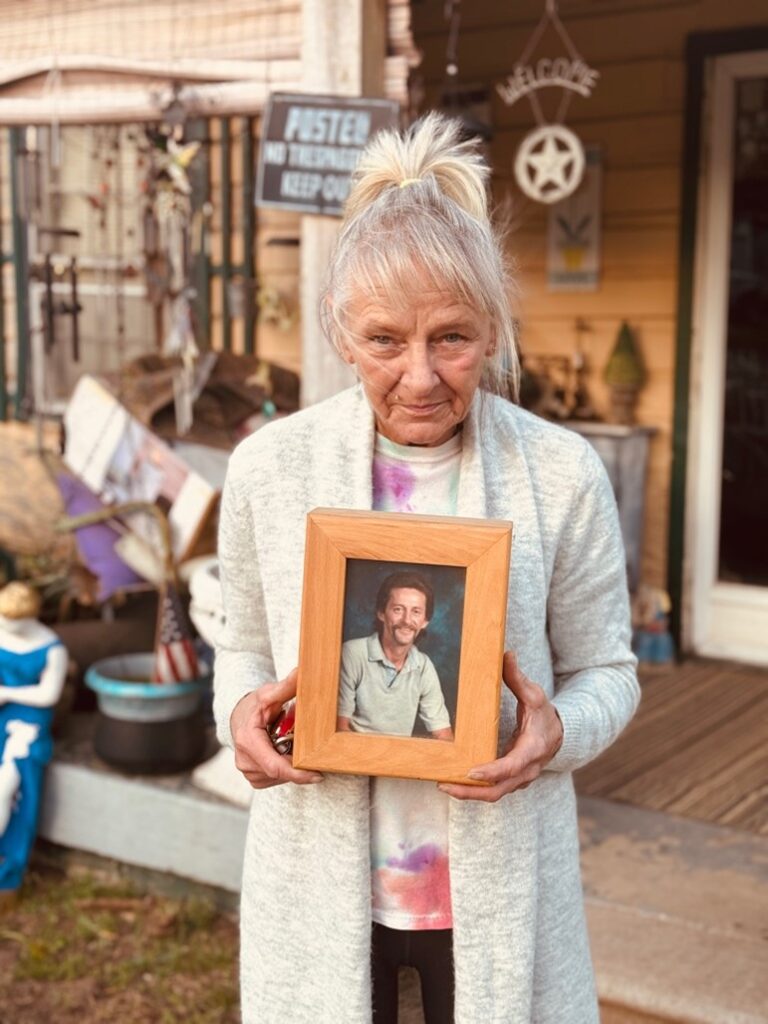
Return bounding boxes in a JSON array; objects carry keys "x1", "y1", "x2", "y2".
[{"x1": 2, "y1": 865, "x2": 239, "y2": 1022}]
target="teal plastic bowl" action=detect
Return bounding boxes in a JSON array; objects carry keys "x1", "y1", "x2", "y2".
[
  {"x1": 84, "y1": 653, "x2": 212, "y2": 773},
  {"x1": 85, "y1": 653, "x2": 211, "y2": 722}
]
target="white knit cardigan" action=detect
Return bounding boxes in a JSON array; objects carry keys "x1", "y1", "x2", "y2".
[{"x1": 214, "y1": 384, "x2": 640, "y2": 1024}]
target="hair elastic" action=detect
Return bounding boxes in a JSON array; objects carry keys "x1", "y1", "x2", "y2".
[{"x1": 398, "y1": 177, "x2": 421, "y2": 188}]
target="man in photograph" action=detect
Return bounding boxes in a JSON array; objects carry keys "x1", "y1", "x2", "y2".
[{"x1": 337, "y1": 571, "x2": 454, "y2": 739}]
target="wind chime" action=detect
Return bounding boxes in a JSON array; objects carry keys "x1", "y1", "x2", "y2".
[
  {"x1": 140, "y1": 89, "x2": 202, "y2": 434},
  {"x1": 496, "y1": 0, "x2": 599, "y2": 204}
]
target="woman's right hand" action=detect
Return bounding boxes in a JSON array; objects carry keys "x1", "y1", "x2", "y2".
[{"x1": 230, "y1": 668, "x2": 324, "y2": 789}]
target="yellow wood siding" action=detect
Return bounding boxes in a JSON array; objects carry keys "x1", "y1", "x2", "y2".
[{"x1": 412, "y1": 0, "x2": 767, "y2": 589}]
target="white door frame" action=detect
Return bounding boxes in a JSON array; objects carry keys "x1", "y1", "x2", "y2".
[{"x1": 685, "y1": 50, "x2": 768, "y2": 666}]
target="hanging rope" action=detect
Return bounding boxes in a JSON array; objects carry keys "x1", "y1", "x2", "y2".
[
  {"x1": 519, "y1": 0, "x2": 582, "y2": 67},
  {"x1": 511, "y1": 0, "x2": 591, "y2": 127},
  {"x1": 444, "y1": 0, "x2": 462, "y2": 80}
]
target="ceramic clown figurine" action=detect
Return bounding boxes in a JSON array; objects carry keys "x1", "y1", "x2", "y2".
[{"x1": 0, "y1": 582, "x2": 67, "y2": 904}]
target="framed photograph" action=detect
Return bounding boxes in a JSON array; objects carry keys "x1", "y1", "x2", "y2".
[{"x1": 293, "y1": 509, "x2": 513, "y2": 785}]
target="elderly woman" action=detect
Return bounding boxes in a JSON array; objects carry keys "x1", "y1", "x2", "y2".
[{"x1": 214, "y1": 114, "x2": 639, "y2": 1024}]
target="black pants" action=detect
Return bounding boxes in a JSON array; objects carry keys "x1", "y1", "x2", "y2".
[{"x1": 371, "y1": 922, "x2": 454, "y2": 1024}]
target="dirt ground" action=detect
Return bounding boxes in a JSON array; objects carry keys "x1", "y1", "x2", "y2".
[
  {"x1": 0, "y1": 858, "x2": 427, "y2": 1024},
  {"x1": 0, "y1": 860, "x2": 240, "y2": 1024}
]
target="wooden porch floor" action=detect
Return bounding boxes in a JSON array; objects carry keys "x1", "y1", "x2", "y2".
[{"x1": 575, "y1": 658, "x2": 768, "y2": 836}]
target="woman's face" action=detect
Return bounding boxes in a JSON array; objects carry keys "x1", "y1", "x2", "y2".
[{"x1": 341, "y1": 286, "x2": 494, "y2": 447}]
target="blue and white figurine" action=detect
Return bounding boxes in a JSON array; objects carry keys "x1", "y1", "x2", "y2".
[{"x1": 0, "y1": 582, "x2": 67, "y2": 903}]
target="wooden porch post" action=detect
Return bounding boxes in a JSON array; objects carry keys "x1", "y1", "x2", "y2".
[{"x1": 299, "y1": 0, "x2": 388, "y2": 407}]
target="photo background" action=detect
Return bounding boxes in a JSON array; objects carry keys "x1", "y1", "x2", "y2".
[{"x1": 342, "y1": 559, "x2": 466, "y2": 734}]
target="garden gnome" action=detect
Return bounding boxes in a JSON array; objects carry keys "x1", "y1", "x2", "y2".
[{"x1": 0, "y1": 582, "x2": 67, "y2": 906}]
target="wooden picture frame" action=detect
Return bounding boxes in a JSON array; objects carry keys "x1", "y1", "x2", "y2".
[{"x1": 293, "y1": 509, "x2": 513, "y2": 785}]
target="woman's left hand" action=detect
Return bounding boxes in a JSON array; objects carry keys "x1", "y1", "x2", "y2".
[{"x1": 438, "y1": 651, "x2": 563, "y2": 803}]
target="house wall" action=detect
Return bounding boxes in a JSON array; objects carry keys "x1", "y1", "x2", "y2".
[{"x1": 411, "y1": 0, "x2": 767, "y2": 590}]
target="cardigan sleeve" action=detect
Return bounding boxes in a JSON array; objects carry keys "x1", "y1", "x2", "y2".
[
  {"x1": 545, "y1": 442, "x2": 640, "y2": 773},
  {"x1": 212, "y1": 462, "x2": 277, "y2": 750}
]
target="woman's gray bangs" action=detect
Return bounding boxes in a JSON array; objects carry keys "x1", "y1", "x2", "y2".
[
  {"x1": 336, "y1": 207, "x2": 501, "y2": 320},
  {"x1": 379, "y1": 234, "x2": 484, "y2": 311}
]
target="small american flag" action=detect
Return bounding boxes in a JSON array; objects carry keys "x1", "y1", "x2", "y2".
[{"x1": 153, "y1": 580, "x2": 199, "y2": 683}]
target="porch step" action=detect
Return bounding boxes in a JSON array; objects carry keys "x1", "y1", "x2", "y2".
[
  {"x1": 579, "y1": 796, "x2": 768, "y2": 1024},
  {"x1": 39, "y1": 755, "x2": 248, "y2": 893}
]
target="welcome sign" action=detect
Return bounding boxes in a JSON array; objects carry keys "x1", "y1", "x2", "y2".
[{"x1": 256, "y1": 93, "x2": 399, "y2": 216}]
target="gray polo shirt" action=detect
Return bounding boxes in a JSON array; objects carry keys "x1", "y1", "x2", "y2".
[{"x1": 338, "y1": 633, "x2": 451, "y2": 736}]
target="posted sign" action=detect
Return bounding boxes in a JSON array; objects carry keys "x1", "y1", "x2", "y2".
[{"x1": 256, "y1": 93, "x2": 399, "y2": 216}]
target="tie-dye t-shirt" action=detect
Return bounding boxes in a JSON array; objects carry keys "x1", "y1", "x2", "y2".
[
  {"x1": 372, "y1": 431, "x2": 461, "y2": 515},
  {"x1": 370, "y1": 430, "x2": 461, "y2": 930}
]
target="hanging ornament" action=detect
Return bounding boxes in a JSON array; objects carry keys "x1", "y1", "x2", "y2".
[
  {"x1": 497, "y1": 0, "x2": 598, "y2": 204},
  {"x1": 444, "y1": 0, "x2": 461, "y2": 81},
  {"x1": 514, "y1": 124, "x2": 585, "y2": 204}
]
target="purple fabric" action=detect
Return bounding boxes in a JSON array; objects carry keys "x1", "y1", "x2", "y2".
[{"x1": 56, "y1": 474, "x2": 144, "y2": 599}]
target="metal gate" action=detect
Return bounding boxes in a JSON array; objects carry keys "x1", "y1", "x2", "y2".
[{"x1": 0, "y1": 116, "x2": 260, "y2": 421}]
